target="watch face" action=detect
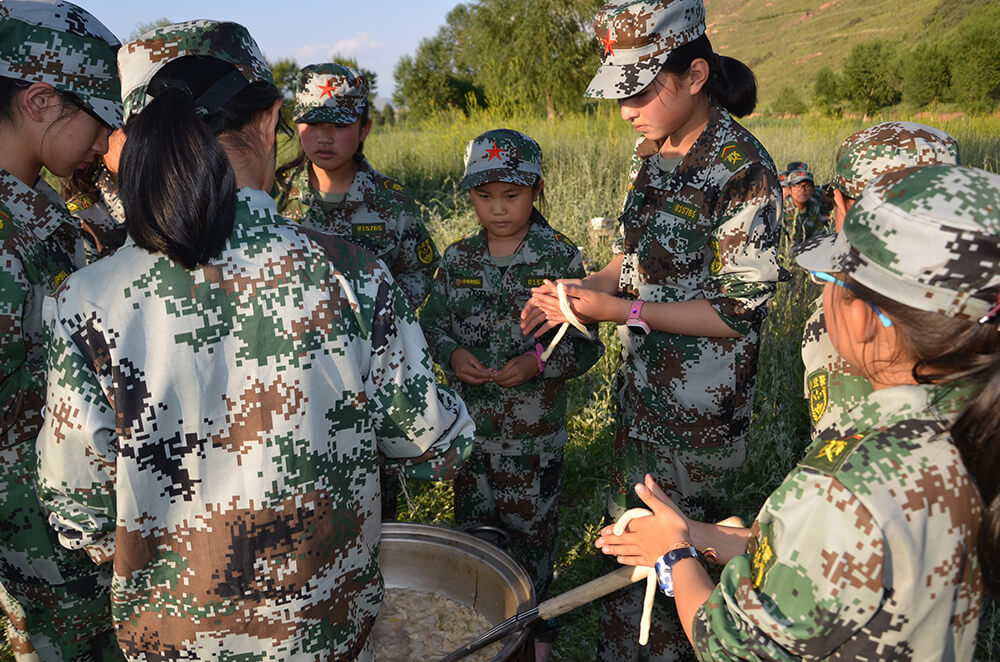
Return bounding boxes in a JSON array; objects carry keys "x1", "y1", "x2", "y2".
[{"x1": 626, "y1": 319, "x2": 650, "y2": 335}]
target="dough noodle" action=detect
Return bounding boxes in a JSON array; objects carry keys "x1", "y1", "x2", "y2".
[{"x1": 372, "y1": 588, "x2": 506, "y2": 661}]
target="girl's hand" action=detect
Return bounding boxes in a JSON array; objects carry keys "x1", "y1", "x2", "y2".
[
  {"x1": 449, "y1": 348, "x2": 494, "y2": 385},
  {"x1": 519, "y1": 279, "x2": 564, "y2": 337},
  {"x1": 560, "y1": 283, "x2": 626, "y2": 325},
  {"x1": 493, "y1": 354, "x2": 538, "y2": 387},
  {"x1": 595, "y1": 476, "x2": 692, "y2": 568}
]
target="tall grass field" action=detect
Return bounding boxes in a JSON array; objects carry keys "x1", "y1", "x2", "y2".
[{"x1": 4, "y1": 111, "x2": 998, "y2": 660}]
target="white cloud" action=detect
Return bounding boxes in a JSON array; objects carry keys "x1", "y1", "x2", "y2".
[{"x1": 294, "y1": 32, "x2": 385, "y2": 62}]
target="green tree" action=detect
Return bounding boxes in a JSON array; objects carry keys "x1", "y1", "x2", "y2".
[
  {"x1": 948, "y1": 7, "x2": 1000, "y2": 113},
  {"x1": 812, "y1": 66, "x2": 844, "y2": 114},
  {"x1": 770, "y1": 86, "x2": 807, "y2": 116},
  {"x1": 900, "y1": 44, "x2": 951, "y2": 107},
  {"x1": 842, "y1": 41, "x2": 901, "y2": 117}
]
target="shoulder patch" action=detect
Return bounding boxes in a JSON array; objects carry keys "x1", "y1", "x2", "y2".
[
  {"x1": 807, "y1": 371, "x2": 829, "y2": 424},
  {"x1": 383, "y1": 178, "x2": 405, "y2": 194},
  {"x1": 66, "y1": 196, "x2": 93, "y2": 214},
  {"x1": 718, "y1": 142, "x2": 748, "y2": 172},
  {"x1": 750, "y1": 521, "x2": 776, "y2": 590},
  {"x1": 552, "y1": 231, "x2": 577, "y2": 248},
  {"x1": 0, "y1": 205, "x2": 11, "y2": 240},
  {"x1": 416, "y1": 238, "x2": 435, "y2": 265},
  {"x1": 708, "y1": 239, "x2": 722, "y2": 273},
  {"x1": 799, "y1": 433, "x2": 865, "y2": 475}
]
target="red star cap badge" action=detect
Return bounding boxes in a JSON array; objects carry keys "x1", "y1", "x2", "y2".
[
  {"x1": 485, "y1": 142, "x2": 505, "y2": 160},
  {"x1": 318, "y1": 79, "x2": 337, "y2": 99},
  {"x1": 601, "y1": 29, "x2": 616, "y2": 57}
]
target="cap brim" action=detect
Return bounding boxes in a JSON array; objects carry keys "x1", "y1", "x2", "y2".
[
  {"x1": 585, "y1": 59, "x2": 661, "y2": 99},
  {"x1": 793, "y1": 232, "x2": 841, "y2": 272},
  {"x1": 461, "y1": 170, "x2": 539, "y2": 191},
  {"x1": 294, "y1": 105, "x2": 364, "y2": 125},
  {"x1": 82, "y1": 95, "x2": 123, "y2": 128}
]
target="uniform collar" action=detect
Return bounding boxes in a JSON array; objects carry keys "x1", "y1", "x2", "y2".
[{"x1": 0, "y1": 168, "x2": 74, "y2": 242}]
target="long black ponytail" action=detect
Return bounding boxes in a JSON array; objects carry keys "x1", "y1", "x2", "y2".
[
  {"x1": 661, "y1": 33, "x2": 757, "y2": 118},
  {"x1": 119, "y1": 57, "x2": 282, "y2": 270}
]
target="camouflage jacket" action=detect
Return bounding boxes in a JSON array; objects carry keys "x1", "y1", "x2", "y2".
[
  {"x1": 613, "y1": 105, "x2": 783, "y2": 448},
  {"x1": 421, "y1": 211, "x2": 603, "y2": 454},
  {"x1": 694, "y1": 383, "x2": 983, "y2": 661},
  {"x1": 801, "y1": 297, "x2": 872, "y2": 440},
  {"x1": 66, "y1": 168, "x2": 127, "y2": 264},
  {"x1": 274, "y1": 156, "x2": 439, "y2": 308},
  {"x1": 781, "y1": 194, "x2": 829, "y2": 249},
  {"x1": 36, "y1": 188, "x2": 475, "y2": 661},
  {"x1": 0, "y1": 168, "x2": 116, "y2": 654}
]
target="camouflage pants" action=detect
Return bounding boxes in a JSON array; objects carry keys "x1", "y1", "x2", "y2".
[
  {"x1": 596, "y1": 430, "x2": 746, "y2": 662},
  {"x1": 453, "y1": 443, "x2": 563, "y2": 603}
]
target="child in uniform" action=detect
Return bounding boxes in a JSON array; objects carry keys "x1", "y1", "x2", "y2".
[
  {"x1": 273, "y1": 63, "x2": 441, "y2": 520},
  {"x1": 596, "y1": 163, "x2": 998, "y2": 661},
  {"x1": 0, "y1": 2, "x2": 123, "y2": 658},
  {"x1": 420, "y1": 129, "x2": 603, "y2": 660},
  {"x1": 521, "y1": 1, "x2": 783, "y2": 658}
]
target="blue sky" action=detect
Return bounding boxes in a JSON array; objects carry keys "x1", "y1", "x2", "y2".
[{"x1": 80, "y1": 1, "x2": 462, "y2": 101}]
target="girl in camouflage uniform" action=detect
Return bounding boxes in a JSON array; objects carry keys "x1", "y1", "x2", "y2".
[
  {"x1": 522, "y1": 1, "x2": 782, "y2": 659},
  {"x1": 597, "y1": 163, "x2": 999, "y2": 661},
  {"x1": 421, "y1": 129, "x2": 603, "y2": 660},
  {"x1": 35, "y1": 21, "x2": 474, "y2": 662},
  {"x1": 0, "y1": 2, "x2": 123, "y2": 659}
]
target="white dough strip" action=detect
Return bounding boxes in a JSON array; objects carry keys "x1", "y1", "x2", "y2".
[
  {"x1": 612, "y1": 508, "x2": 656, "y2": 646},
  {"x1": 540, "y1": 282, "x2": 592, "y2": 363}
]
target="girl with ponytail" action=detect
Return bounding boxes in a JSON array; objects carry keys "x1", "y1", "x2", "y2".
[
  {"x1": 35, "y1": 20, "x2": 474, "y2": 661},
  {"x1": 520, "y1": 2, "x2": 782, "y2": 658},
  {"x1": 598, "y1": 163, "x2": 999, "y2": 660}
]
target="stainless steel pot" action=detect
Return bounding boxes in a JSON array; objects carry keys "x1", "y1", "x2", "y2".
[{"x1": 379, "y1": 523, "x2": 536, "y2": 661}]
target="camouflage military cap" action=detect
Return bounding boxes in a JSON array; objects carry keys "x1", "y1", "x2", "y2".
[
  {"x1": 293, "y1": 63, "x2": 368, "y2": 124},
  {"x1": 832, "y1": 121, "x2": 959, "y2": 199},
  {"x1": 786, "y1": 161, "x2": 808, "y2": 172},
  {"x1": 786, "y1": 169, "x2": 814, "y2": 185},
  {"x1": 119, "y1": 20, "x2": 273, "y2": 123},
  {"x1": 585, "y1": 0, "x2": 706, "y2": 99},
  {"x1": 777, "y1": 170, "x2": 788, "y2": 186},
  {"x1": 461, "y1": 128, "x2": 543, "y2": 190},
  {"x1": 0, "y1": 0, "x2": 122, "y2": 127},
  {"x1": 796, "y1": 164, "x2": 1000, "y2": 322}
]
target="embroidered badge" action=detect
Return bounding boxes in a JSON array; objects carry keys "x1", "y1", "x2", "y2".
[
  {"x1": 522, "y1": 276, "x2": 551, "y2": 288},
  {"x1": 454, "y1": 277, "x2": 483, "y2": 288},
  {"x1": 352, "y1": 222, "x2": 385, "y2": 235},
  {"x1": 52, "y1": 270, "x2": 69, "y2": 289},
  {"x1": 751, "y1": 526, "x2": 776, "y2": 590},
  {"x1": 709, "y1": 239, "x2": 722, "y2": 273},
  {"x1": 383, "y1": 179, "x2": 404, "y2": 193},
  {"x1": 0, "y1": 205, "x2": 10, "y2": 239},
  {"x1": 416, "y1": 238, "x2": 434, "y2": 265},
  {"x1": 719, "y1": 142, "x2": 748, "y2": 172},
  {"x1": 807, "y1": 371, "x2": 829, "y2": 424},
  {"x1": 670, "y1": 200, "x2": 699, "y2": 221},
  {"x1": 799, "y1": 434, "x2": 865, "y2": 475}
]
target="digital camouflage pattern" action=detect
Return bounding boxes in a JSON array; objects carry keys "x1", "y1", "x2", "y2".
[
  {"x1": 66, "y1": 168, "x2": 127, "y2": 264},
  {"x1": 599, "y1": 104, "x2": 782, "y2": 661},
  {"x1": 119, "y1": 20, "x2": 273, "y2": 123},
  {"x1": 292, "y1": 62, "x2": 368, "y2": 125},
  {"x1": 461, "y1": 129, "x2": 543, "y2": 190},
  {"x1": 693, "y1": 383, "x2": 983, "y2": 660},
  {"x1": 0, "y1": 168, "x2": 119, "y2": 660},
  {"x1": 35, "y1": 188, "x2": 475, "y2": 662},
  {"x1": 831, "y1": 121, "x2": 959, "y2": 199},
  {"x1": 799, "y1": 122, "x2": 959, "y2": 440},
  {"x1": 420, "y1": 211, "x2": 602, "y2": 596},
  {"x1": 798, "y1": 164, "x2": 1000, "y2": 321},
  {"x1": 274, "y1": 155, "x2": 440, "y2": 308},
  {"x1": 0, "y1": 0, "x2": 121, "y2": 127},
  {"x1": 586, "y1": 0, "x2": 706, "y2": 99}
]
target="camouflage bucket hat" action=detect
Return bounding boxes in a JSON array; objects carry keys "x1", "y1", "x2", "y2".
[
  {"x1": 787, "y1": 169, "x2": 814, "y2": 185},
  {"x1": 832, "y1": 121, "x2": 959, "y2": 199},
  {"x1": 786, "y1": 161, "x2": 808, "y2": 172},
  {"x1": 461, "y1": 129, "x2": 543, "y2": 190},
  {"x1": 293, "y1": 63, "x2": 368, "y2": 124},
  {"x1": 795, "y1": 164, "x2": 1000, "y2": 322},
  {"x1": 119, "y1": 20, "x2": 273, "y2": 124},
  {"x1": 0, "y1": 0, "x2": 122, "y2": 127},
  {"x1": 585, "y1": 0, "x2": 706, "y2": 99}
]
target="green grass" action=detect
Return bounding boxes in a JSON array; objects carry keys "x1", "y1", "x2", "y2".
[{"x1": 9, "y1": 112, "x2": 1000, "y2": 660}]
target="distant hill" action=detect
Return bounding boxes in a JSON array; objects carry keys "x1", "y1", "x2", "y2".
[{"x1": 704, "y1": 0, "x2": 985, "y2": 108}]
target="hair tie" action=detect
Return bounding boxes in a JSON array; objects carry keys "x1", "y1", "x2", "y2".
[{"x1": 977, "y1": 292, "x2": 1000, "y2": 326}]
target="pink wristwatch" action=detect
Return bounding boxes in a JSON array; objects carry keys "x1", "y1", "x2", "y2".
[
  {"x1": 526, "y1": 343, "x2": 546, "y2": 374},
  {"x1": 626, "y1": 300, "x2": 650, "y2": 334}
]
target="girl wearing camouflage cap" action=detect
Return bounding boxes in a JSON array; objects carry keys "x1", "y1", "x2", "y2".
[
  {"x1": 0, "y1": 1, "x2": 123, "y2": 659},
  {"x1": 421, "y1": 128, "x2": 603, "y2": 660},
  {"x1": 33, "y1": 20, "x2": 474, "y2": 662},
  {"x1": 598, "y1": 163, "x2": 999, "y2": 660},
  {"x1": 521, "y1": 1, "x2": 782, "y2": 658}
]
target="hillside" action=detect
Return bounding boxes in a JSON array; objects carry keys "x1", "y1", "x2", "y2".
[{"x1": 703, "y1": 0, "x2": 981, "y2": 107}]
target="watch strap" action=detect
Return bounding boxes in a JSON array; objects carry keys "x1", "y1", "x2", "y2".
[{"x1": 654, "y1": 545, "x2": 700, "y2": 597}]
